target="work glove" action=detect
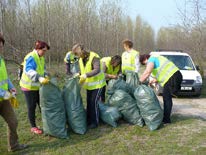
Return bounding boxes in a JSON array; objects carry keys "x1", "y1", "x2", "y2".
[
  {"x1": 3, "y1": 91, "x2": 12, "y2": 100},
  {"x1": 10, "y1": 95, "x2": 19, "y2": 108},
  {"x1": 39, "y1": 77, "x2": 50, "y2": 85},
  {"x1": 73, "y1": 73, "x2": 80, "y2": 78},
  {"x1": 79, "y1": 74, "x2": 87, "y2": 84}
]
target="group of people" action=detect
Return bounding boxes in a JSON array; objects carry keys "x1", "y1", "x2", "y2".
[{"x1": 0, "y1": 32, "x2": 182, "y2": 152}]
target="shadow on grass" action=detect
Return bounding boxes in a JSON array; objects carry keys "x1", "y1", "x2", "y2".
[
  {"x1": 12, "y1": 123, "x2": 114, "y2": 155},
  {"x1": 171, "y1": 114, "x2": 206, "y2": 124}
]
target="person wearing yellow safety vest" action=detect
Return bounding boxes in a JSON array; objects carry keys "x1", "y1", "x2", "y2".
[
  {"x1": 0, "y1": 33, "x2": 28, "y2": 152},
  {"x1": 101, "y1": 55, "x2": 122, "y2": 102},
  {"x1": 122, "y1": 39, "x2": 140, "y2": 79},
  {"x1": 64, "y1": 51, "x2": 79, "y2": 75},
  {"x1": 72, "y1": 43, "x2": 106, "y2": 129},
  {"x1": 139, "y1": 54, "x2": 183, "y2": 124},
  {"x1": 20, "y1": 40, "x2": 50, "y2": 135}
]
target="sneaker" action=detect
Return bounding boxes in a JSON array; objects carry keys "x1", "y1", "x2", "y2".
[
  {"x1": 9, "y1": 144, "x2": 28, "y2": 152},
  {"x1": 31, "y1": 127, "x2": 43, "y2": 134}
]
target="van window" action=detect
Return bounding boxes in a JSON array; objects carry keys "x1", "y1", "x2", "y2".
[{"x1": 162, "y1": 55, "x2": 195, "y2": 70}]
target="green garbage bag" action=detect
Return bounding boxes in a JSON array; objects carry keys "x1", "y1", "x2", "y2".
[
  {"x1": 125, "y1": 71, "x2": 140, "y2": 88},
  {"x1": 40, "y1": 78, "x2": 68, "y2": 138},
  {"x1": 134, "y1": 85, "x2": 163, "y2": 131},
  {"x1": 98, "y1": 101, "x2": 121, "y2": 127},
  {"x1": 70, "y1": 60, "x2": 80, "y2": 75},
  {"x1": 107, "y1": 78, "x2": 134, "y2": 97},
  {"x1": 62, "y1": 77, "x2": 87, "y2": 134},
  {"x1": 108, "y1": 90, "x2": 144, "y2": 127}
]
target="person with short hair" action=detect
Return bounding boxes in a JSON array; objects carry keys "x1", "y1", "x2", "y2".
[
  {"x1": 20, "y1": 40, "x2": 50, "y2": 134},
  {"x1": 101, "y1": 55, "x2": 121, "y2": 102},
  {"x1": 101, "y1": 55, "x2": 121, "y2": 80},
  {"x1": 72, "y1": 43, "x2": 106, "y2": 129},
  {"x1": 139, "y1": 54, "x2": 183, "y2": 124},
  {"x1": 122, "y1": 39, "x2": 140, "y2": 76},
  {"x1": 0, "y1": 33, "x2": 28, "y2": 152}
]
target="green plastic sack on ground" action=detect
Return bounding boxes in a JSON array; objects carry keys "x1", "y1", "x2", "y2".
[
  {"x1": 125, "y1": 71, "x2": 140, "y2": 88},
  {"x1": 98, "y1": 101, "x2": 121, "y2": 127},
  {"x1": 107, "y1": 78, "x2": 134, "y2": 97},
  {"x1": 108, "y1": 90, "x2": 144, "y2": 127},
  {"x1": 40, "y1": 78, "x2": 68, "y2": 138},
  {"x1": 134, "y1": 85, "x2": 163, "y2": 131},
  {"x1": 62, "y1": 77, "x2": 87, "y2": 134}
]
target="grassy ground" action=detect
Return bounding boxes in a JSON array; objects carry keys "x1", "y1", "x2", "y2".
[{"x1": 0, "y1": 64, "x2": 206, "y2": 155}]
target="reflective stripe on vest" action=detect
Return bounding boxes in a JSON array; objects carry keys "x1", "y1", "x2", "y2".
[
  {"x1": 79, "y1": 51, "x2": 106, "y2": 90},
  {"x1": 20, "y1": 50, "x2": 45, "y2": 90},
  {"x1": 122, "y1": 49, "x2": 139, "y2": 74},
  {"x1": 101, "y1": 57, "x2": 120, "y2": 75},
  {"x1": 20, "y1": 79, "x2": 40, "y2": 87},
  {"x1": 0, "y1": 58, "x2": 8, "y2": 101},
  {"x1": 151, "y1": 56, "x2": 179, "y2": 87}
]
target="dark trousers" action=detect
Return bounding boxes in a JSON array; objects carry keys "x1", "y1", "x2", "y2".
[
  {"x1": 86, "y1": 87, "x2": 104, "y2": 126},
  {"x1": 66, "y1": 63, "x2": 71, "y2": 75},
  {"x1": 23, "y1": 90, "x2": 40, "y2": 127},
  {"x1": 162, "y1": 71, "x2": 183, "y2": 123},
  {"x1": 0, "y1": 100, "x2": 19, "y2": 150}
]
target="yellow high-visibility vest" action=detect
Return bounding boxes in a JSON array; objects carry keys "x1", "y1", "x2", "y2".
[
  {"x1": 101, "y1": 57, "x2": 120, "y2": 75},
  {"x1": 0, "y1": 57, "x2": 8, "y2": 101},
  {"x1": 151, "y1": 55, "x2": 179, "y2": 87},
  {"x1": 79, "y1": 51, "x2": 106, "y2": 90},
  {"x1": 64, "y1": 51, "x2": 75, "y2": 63},
  {"x1": 122, "y1": 49, "x2": 139, "y2": 74},
  {"x1": 20, "y1": 50, "x2": 45, "y2": 90}
]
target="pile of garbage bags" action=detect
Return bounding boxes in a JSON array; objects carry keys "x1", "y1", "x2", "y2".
[
  {"x1": 105, "y1": 71, "x2": 163, "y2": 131},
  {"x1": 40, "y1": 77, "x2": 87, "y2": 138},
  {"x1": 39, "y1": 71, "x2": 163, "y2": 139}
]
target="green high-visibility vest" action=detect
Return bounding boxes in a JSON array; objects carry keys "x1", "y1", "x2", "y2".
[
  {"x1": 79, "y1": 51, "x2": 106, "y2": 90},
  {"x1": 0, "y1": 57, "x2": 9, "y2": 101},
  {"x1": 20, "y1": 50, "x2": 45, "y2": 90},
  {"x1": 122, "y1": 49, "x2": 139, "y2": 74},
  {"x1": 151, "y1": 55, "x2": 179, "y2": 87},
  {"x1": 101, "y1": 57, "x2": 120, "y2": 75}
]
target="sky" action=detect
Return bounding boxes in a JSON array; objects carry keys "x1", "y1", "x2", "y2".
[{"x1": 124, "y1": 0, "x2": 184, "y2": 33}]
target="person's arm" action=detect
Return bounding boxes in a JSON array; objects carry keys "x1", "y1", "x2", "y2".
[
  {"x1": 25, "y1": 56, "x2": 39, "y2": 82},
  {"x1": 135, "y1": 54, "x2": 140, "y2": 72},
  {"x1": 0, "y1": 89, "x2": 6, "y2": 98},
  {"x1": 86, "y1": 57, "x2": 100, "y2": 77},
  {"x1": 0, "y1": 79, "x2": 15, "y2": 98},
  {"x1": 64, "y1": 53, "x2": 70, "y2": 63},
  {"x1": 8, "y1": 79, "x2": 14, "y2": 90},
  {"x1": 139, "y1": 62, "x2": 154, "y2": 82}
]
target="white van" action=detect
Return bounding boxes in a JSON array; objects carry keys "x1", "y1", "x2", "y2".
[{"x1": 150, "y1": 51, "x2": 202, "y2": 97}]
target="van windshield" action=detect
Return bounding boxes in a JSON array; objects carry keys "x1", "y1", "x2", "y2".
[{"x1": 162, "y1": 55, "x2": 195, "y2": 70}]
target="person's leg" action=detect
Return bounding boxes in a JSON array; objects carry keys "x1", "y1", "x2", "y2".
[
  {"x1": 23, "y1": 91, "x2": 38, "y2": 127},
  {"x1": 86, "y1": 90, "x2": 92, "y2": 126},
  {"x1": 162, "y1": 82, "x2": 173, "y2": 123},
  {"x1": 101, "y1": 85, "x2": 106, "y2": 102},
  {"x1": 0, "y1": 100, "x2": 19, "y2": 150},
  {"x1": 87, "y1": 88, "x2": 103, "y2": 128}
]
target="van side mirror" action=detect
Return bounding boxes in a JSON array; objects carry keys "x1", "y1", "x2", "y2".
[{"x1": 196, "y1": 65, "x2": 200, "y2": 70}]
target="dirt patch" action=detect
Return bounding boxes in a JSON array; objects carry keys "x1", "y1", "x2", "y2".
[{"x1": 157, "y1": 96, "x2": 206, "y2": 119}]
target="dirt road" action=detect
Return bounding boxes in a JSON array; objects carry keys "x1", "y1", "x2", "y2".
[{"x1": 157, "y1": 96, "x2": 206, "y2": 119}]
